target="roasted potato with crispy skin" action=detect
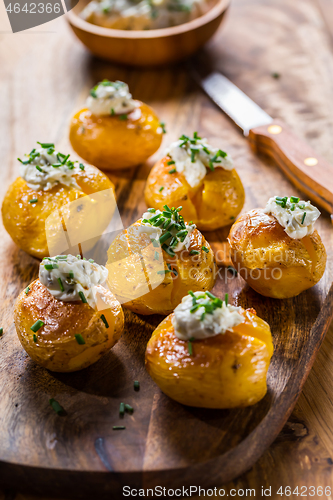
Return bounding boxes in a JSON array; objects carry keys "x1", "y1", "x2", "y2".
[
  {"x1": 2, "y1": 163, "x2": 115, "y2": 259},
  {"x1": 106, "y1": 220, "x2": 216, "y2": 315},
  {"x1": 144, "y1": 157, "x2": 245, "y2": 231},
  {"x1": 69, "y1": 103, "x2": 163, "y2": 171},
  {"x1": 145, "y1": 308, "x2": 273, "y2": 408},
  {"x1": 228, "y1": 208, "x2": 327, "y2": 299},
  {"x1": 14, "y1": 280, "x2": 124, "y2": 372}
]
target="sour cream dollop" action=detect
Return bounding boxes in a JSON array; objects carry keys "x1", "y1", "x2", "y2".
[
  {"x1": 19, "y1": 144, "x2": 81, "y2": 192},
  {"x1": 264, "y1": 196, "x2": 321, "y2": 239},
  {"x1": 172, "y1": 291, "x2": 244, "y2": 341},
  {"x1": 166, "y1": 133, "x2": 234, "y2": 188},
  {"x1": 86, "y1": 80, "x2": 137, "y2": 116},
  {"x1": 39, "y1": 254, "x2": 108, "y2": 309},
  {"x1": 139, "y1": 207, "x2": 196, "y2": 252}
]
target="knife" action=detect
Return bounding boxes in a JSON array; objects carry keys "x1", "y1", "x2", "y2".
[{"x1": 191, "y1": 64, "x2": 333, "y2": 217}]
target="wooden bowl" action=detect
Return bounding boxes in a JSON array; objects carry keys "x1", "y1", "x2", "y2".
[{"x1": 66, "y1": 0, "x2": 230, "y2": 67}]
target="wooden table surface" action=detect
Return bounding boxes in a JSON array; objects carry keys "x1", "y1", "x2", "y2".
[{"x1": 1, "y1": 0, "x2": 333, "y2": 498}]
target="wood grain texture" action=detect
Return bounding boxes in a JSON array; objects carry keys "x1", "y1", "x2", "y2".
[{"x1": 1, "y1": 0, "x2": 333, "y2": 498}]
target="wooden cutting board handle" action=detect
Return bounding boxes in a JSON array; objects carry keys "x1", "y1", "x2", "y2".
[{"x1": 249, "y1": 119, "x2": 333, "y2": 217}]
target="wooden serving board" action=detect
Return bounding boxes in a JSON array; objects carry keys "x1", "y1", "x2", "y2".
[{"x1": 1, "y1": 0, "x2": 333, "y2": 497}]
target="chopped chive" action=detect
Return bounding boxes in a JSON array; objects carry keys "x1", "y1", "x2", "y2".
[
  {"x1": 202, "y1": 246, "x2": 209, "y2": 253},
  {"x1": 200, "y1": 312, "x2": 206, "y2": 321},
  {"x1": 188, "y1": 340, "x2": 193, "y2": 355},
  {"x1": 0, "y1": 328, "x2": 3, "y2": 336},
  {"x1": 290, "y1": 196, "x2": 299, "y2": 203},
  {"x1": 89, "y1": 259, "x2": 94, "y2": 263},
  {"x1": 119, "y1": 114, "x2": 128, "y2": 120},
  {"x1": 290, "y1": 203, "x2": 295, "y2": 211},
  {"x1": 125, "y1": 404, "x2": 134, "y2": 413},
  {"x1": 168, "y1": 168, "x2": 176, "y2": 174},
  {"x1": 271, "y1": 72, "x2": 280, "y2": 79},
  {"x1": 49, "y1": 398, "x2": 65, "y2": 415},
  {"x1": 57, "y1": 278, "x2": 65, "y2": 292},
  {"x1": 159, "y1": 186, "x2": 164, "y2": 192},
  {"x1": 35, "y1": 166, "x2": 44, "y2": 173},
  {"x1": 56, "y1": 255, "x2": 67, "y2": 260},
  {"x1": 190, "y1": 250, "x2": 200, "y2": 255},
  {"x1": 225, "y1": 293, "x2": 229, "y2": 306},
  {"x1": 167, "y1": 160, "x2": 175, "y2": 166},
  {"x1": 30, "y1": 320, "x2": 44, "y2": 333},
  {"x1": 147, "y1": 208, "x2": 156, "y2": 213},
  {"x1": 101, "y1": 314, "x2": 109, "y2": 328},
  {"x1": 151, "y1": 238, "x2": 160, "y2": 248},
  {"x1": 119, "y1": 402, "x2": 125, "y2": 416},
  {"x1": 154, "y1": 251, "x2": 159, "y2": 260},
  {"x1": 44, "y1": 264, "x2": 54, "y2": 270},
  {"x1": 159, "y1": 231, "x2": 172, "y2": 244},
  {"x1": 301, "y1": 212, "x2": 306, "y2": 224},
  {"x1": 25, "y1": 286, "x2": 30, "y2": 295},
  {"x1": 157, "y1": 269, "x2": 172, "y2": 274},
  {"x1": 75, "y1": 334, "x2": 85, "y2": 345},
  {"x1": 160, "y1": 122, "x2": 166, "y2": 134},
  {"x1": 69, "y1": 270, "x2": 74, "y2": 279},
  {"x1": 37, "y1": 142, "x2": 54, "y2": 148},
  {"x1": 79, "y1": 163, "x2": 85, "y2": 171},
  {"x1": 33, "y1": 334, "x2": 37, "y2": 343},
  {"x1": 113, "y1": 426, "x2": 126, "y2": 430},
  {"x1": 227, "y1": 266, "x2": 238, "y2": 276},
  {"x1": 79, "y1": 291, "x2": 87, "y2": 303},
  {"x1": 205, "y1": 291, "x2": 216, "y2": 299},
  {"x1": 111, "y1": 108, "x2": 115, "y2": 115},
  {"x1": 29, "y1": 198, "x2": 38, "y2": 203},
  {"x1": 134, "y1": 380, "x2": 140, "y2": 391}
]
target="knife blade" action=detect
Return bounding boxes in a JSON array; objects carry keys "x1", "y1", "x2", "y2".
[{"x1": 191, "y1": 63, "x2": 333, "y2": 217}]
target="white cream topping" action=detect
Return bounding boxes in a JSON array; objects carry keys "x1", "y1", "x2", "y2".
[
  {"x1": 166, "y1": 134, "x2": 234, "y2": 188},
  {"x1": 86, "y1": 80, "x2": 137, "y2": 116},
  {"x1": 39, "y1": 254, "x2": 108, "y2": 309},
  {"x1": 139, "y1": 207, "x2": 196, "y2": 252},
  {"x1": 264, "y1": 196, "x2": 321, "y2": 239},
  {"x1": 81, "y1": 0, "x2": 213, "y2": 31},
  {"x1": 19, "y1": 145, "x2": 81, "y2": 192},
  {"x1": 172, "y1": 292, "x2": 244, "y2": 341}
]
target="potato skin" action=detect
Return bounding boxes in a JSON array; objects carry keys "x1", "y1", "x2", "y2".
[
  {"x1": 144, "y1": 157, "x2": 245, "y2": 231},
  {"x1": 69, "y1": 102, "x2": 163, "y2": 171},
  {"x1": 106, "y1": 220, "x2": 217, "y2": 315},
  {"x1": 1, "y1": 164, "x2": 115, "y2": 259},
  {"x1": 145, "y1": 308, "x2": 273, "y2": 408},
  {"x1": 14, "y1": 280, "x2": 124, "y2": 372},
  {"x1": 228, "y1": 208, "x2": 327, "y2": 299}
]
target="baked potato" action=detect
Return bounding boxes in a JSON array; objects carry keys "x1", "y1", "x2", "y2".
[
  {"x1": 69, "y1": 80, "x2": 163, "y2": 171},
  {"x1": 145, "y1": 291, "x2": 273, "y2": 408},
  {"x1": 14, "y1": 255, "x2": 124, "y2": 372},
  {"x1": 2, "y1": 142, "x2": 115, "y2": 259},
  {"x1": 228, "y1": 197, "x2": 327, "y2": 299},
  {"x1": 144, "y1": 133, "x2": 245, "y2": 231},
  {"x1": 106, "y1": 205, "x2": 216, "y2": 315}
]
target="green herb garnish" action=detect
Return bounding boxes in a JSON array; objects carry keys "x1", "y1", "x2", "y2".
[
  {"x1": 37, "y1": 142, "x2": 54, "y2": 148},
  {"x1": 202, "y1": 246, "x2": 209, "y2": 253},
  {"x1": 25, "y1": 287, "x2": 30, "y2": 295},
  {"x1": 159, "y1": 186, "x2": 164, "y2": 192},
  {"x1": 113, "y1": 426, "x2": 126, "y2": 430},
  {"x1": 134, "y1": 380, "x2": 140, "y2": 391},
  {"x1": 30, "y1": 320, "x2": 44, "y2": 333},
  {"x1": 29, "y1": 199, "x2": 38, "y2": 204},
  {"x1": 160, "y1": 122, "x2": 166, "y2": 134},
  {"x1": 75, "y1": 334, "x2": 85, "y2": 345},
  {"x1": 49, "y1": 398, "x2": 65, "y2": 415},
  {"x1": 101, "y1": 314, "x2": 109, "y2": 328},
  {"x1": 79, "y1": 291, "x2": 87, "y2": 303},
  {"x1": 57, "y1": 277, "x2": 65, "y2": 292},
  {"x1": 119, "y1": 402, "x2": 125, "y2": 416}
]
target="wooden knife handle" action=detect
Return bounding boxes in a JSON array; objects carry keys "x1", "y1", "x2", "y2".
[{"x1": 249, "y1": 119, "x2": 333, "y2": 215}]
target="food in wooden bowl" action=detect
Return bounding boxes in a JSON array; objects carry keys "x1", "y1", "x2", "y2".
[
  {"x1": 228, "y1": 196, "x2": 327, "y2": 299},
  {"x1": 145, "y1": 291, "x2": 273, "y2": 408},
  {"x1": 106, "y1": 205, "x2": 216, "y2": 315},
  {"x1": 14, "y1": 254, "x2": 124, "y2": 372},
  {"x1": 144, "y1": 132, "x2": 245, "y2": 231},
  {"x1": 1, "y1": 142, "x2": 115, "y2": 259},
  {"x1": 69, "y1": 80, "x2": 163, "y2": 171},
  {"x1": 66, "y1": 0, "x2": 230, "y2": 66}
]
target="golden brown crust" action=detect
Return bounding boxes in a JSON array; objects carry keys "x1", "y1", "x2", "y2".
[
  {"x1": 106, "y1": 219, "x2": 217, "y2": 315},
  {"x1": 144, "y1": 157, "x2": 245, "y2": 231},
  {"x1": 145, "y1": 309, "x2": 273, "y2": 408},
  {"x1": 228, "y1": 208, "x2": 327, "y2": 298},
  {"x1": 69, "y1": 102, "x2": 163, "y2": 171},
  {"x1": 14, "y1": 280, "x2": 124, "y2": 372},
  {"x1": 2, "y1": 164, "x2": 115, "y2": 259}
]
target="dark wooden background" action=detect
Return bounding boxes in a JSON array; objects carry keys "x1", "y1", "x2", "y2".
[{"x1": 1, "y1": 0, "x2": 333, "y2": 497}]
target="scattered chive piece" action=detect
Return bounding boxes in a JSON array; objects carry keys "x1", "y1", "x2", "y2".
[
  {"x1": 113, "y1": 426, "x2": 126, "y2": 430},
  {"x1": 79, "y1": 291, "x2": 87, "y2": 303},
  {"x1": 33, "y1": 334, "x2": 37, "y2": 343},
  {"x1": 30, "y1": 320, "x2": 44, "y2": 333},
  {"x1": 101, "y1": 314, "x2": 109, "y2": 328},
  {"x1": 202, "y1": 246, "x2": 209, "y2": 253},
  {"x1": 301, "y1": 212, "x2": 306, "y2": 224},
  {"x1": 0, "y1": 328, "x2": 3, "y2": 336},
  {"x1": 168, "y1": 168, "x2": 176, "y2": 174},
  {"x1": 157, "y1": 269, "x2": 172, "y2": 275},
  {"x1": 167, "y1": 160, "x2": 175, "y2": 166},
  {"x1": 75, "y1": 334, "x2": 85, "y2": 345},
  {"x1": 29, "y1": 198, "x2": 38, "y2": 204},
  {"x1": 79, "y1": 163, "x2": 85, "y2": 171},
  {"x1": 49, "y1": 398, "x2": 65, "y2": 415},
  {"x1": 271, "y1": 72, "x2": 280, "y2": 79},
  {"x1": 125, "y1": 404, "x2": 133, "y2": 413},
  {"x1": 159, "y1": 231, "x2": 172, "y2": 245},
  {"x1": 25, "y1": 287, "x2": 30, "y2": 295},
  {"x1": 290, "y1": 196, "x2": 299, "y2": 203},
  {"x1": 37, "y1": 142, "x2": 54, "y2": 148},
  {"x1": 44, "y1": 264, "x2": 54, "y2": 270},
  {"x1": 134, "y1": 380, "x2": 140, "y2": 391},
  {"x1": 119, "y1": 114, "x2": 128, "y2": 120},
  {"x1": 230, "y1": 216, "x2": 235, "y2": 220},
  {"x1": 190, "y1": 250, "x2": 199, "y2": 255},
  {"x1": 119, "y1": 402, "x2": 125, "y2": 416},
  {"x1": 225, "y1": 293, "x2": 229, "y2": 306},
  {"x1": 227, "y1": 266, "x2": 238, "y2": 276},
  {"x1": 57, "y1": 277, "x2": 65, "y2": 292},
  {"x1": 69, "y1": 270, "x2": 74, "y2": 279},
  {"x1": 154, "y1": 251, "x2": 159, "y2": 260},
  {"x1": 36, "y1": 166, "x2": 44, "y2": 173},
  {"x1": 111, "y1": 108, "x2": 115, "y2": 116},
  {"x1": 159, "y1": 186, "x2": 164, "y2": 192},
  {"x1": 160, "y1": 122, "x2": 166, "y2": 134},
  {"x1": 89, "y1": 259, "x2": 94, "y2": 263},
  {"x1": 188, "y1": 340, "x2": 193, "y2": 355}
]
